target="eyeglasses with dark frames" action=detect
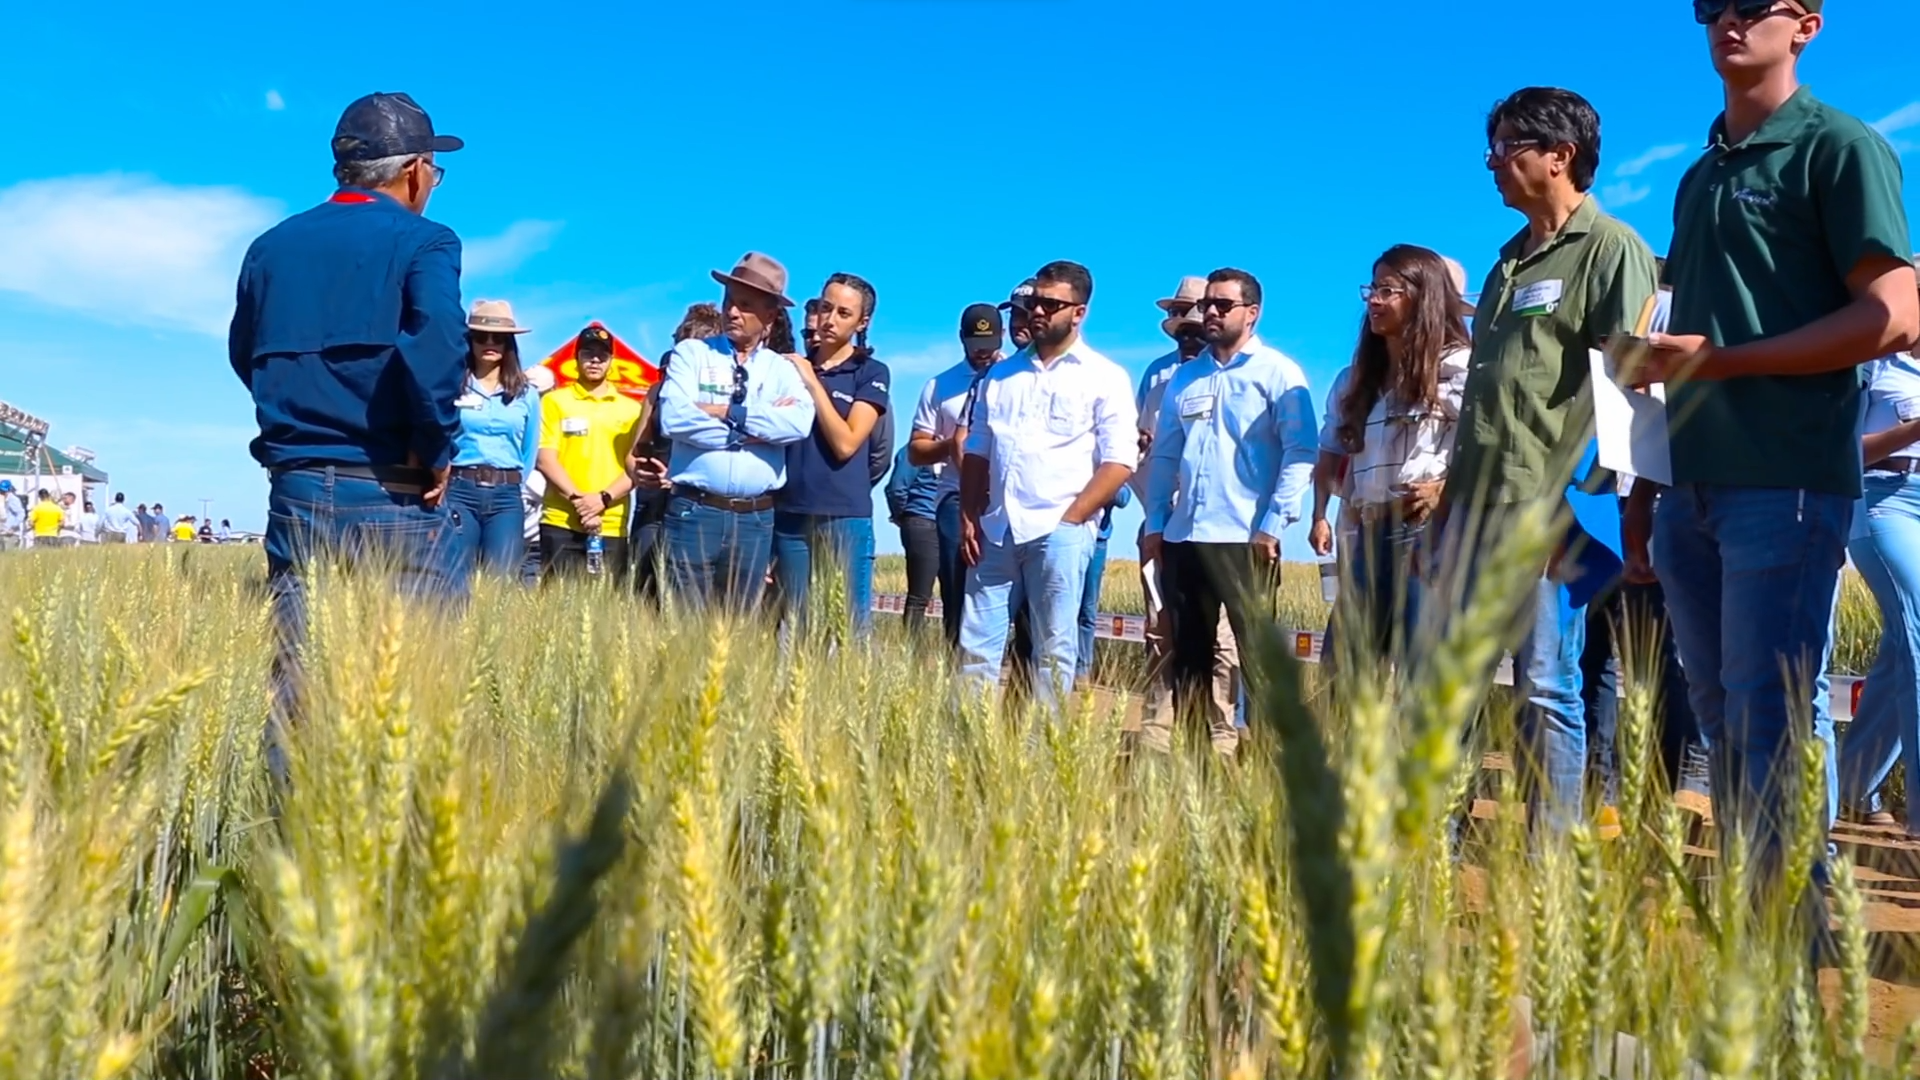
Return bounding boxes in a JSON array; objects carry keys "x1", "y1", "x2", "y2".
[
  {"x1": 1195, "y1": 298, "x2": 1253, "y2": 315},
  {"x1": 1484, "y1": 138, "x2": 1547, "y2": 167},
  {"x1": 1025, "y1": 296, "x2": 1078, "y2": 317},
  {"x1": 1692, "y1": 0, "x2": 1802, "y2": 25}
]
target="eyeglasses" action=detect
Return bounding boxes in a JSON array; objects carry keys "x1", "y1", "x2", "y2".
[
  {"x1": 1692, "y1": 0, "x2": 1801, "y2": 24},
  {"x1": 1359, "y1": 284, "x2": 1410, "y2": 302},
  {"x1": 1025, "y1": 296, "x2": 1077, "y2": 317},
  {"x1": 1485, "y1": 138, "x2": 1546, "y2": 166},
  {"x1": 1195, "y1": 298, "x2": 1252, "y2": 315},
  {"x1": 731, "y1": 363, "x2": 749, "y2": 405}
]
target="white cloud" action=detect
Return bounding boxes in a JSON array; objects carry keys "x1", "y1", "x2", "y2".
[
  {"x1": 1873, "y1": 102, "x2": 1920, "y2": 137},
  {"x1": 0, "y1": 174, "x2": 281, "y2": 338},
  {"x1": 265, "y1": 89, "x2": 286, "y2": 111},
  {"x1": 1614, "y1": 143, "x2": 1691, "y2": 178},
  {"x1": 463, "y1": 219, "x2": 563, "y2": 278},
  {"x1": 1598, "y1": 182, "x2": 1652, "y2": 209}
]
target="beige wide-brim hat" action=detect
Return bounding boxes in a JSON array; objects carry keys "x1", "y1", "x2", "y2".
[
  {"x1": 711, "y1": 251, "x2": 796, "y2": 308},
  {"x1": 467, "y1": 299, "x2": 532, "y2": 334},
  {"x1": 1158, "y1": 275, "x2": 1208, "y2": 339},
  {"x1": 1440, "y1": 256, "x2": 1478, "y2": 317}
]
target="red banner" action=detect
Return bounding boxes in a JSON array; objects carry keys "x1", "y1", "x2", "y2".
[{"x1": 536, "y1": 321, "x2": 659, "y2": 403}]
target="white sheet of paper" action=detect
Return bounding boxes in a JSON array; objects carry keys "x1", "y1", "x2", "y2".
[{"x1": 1589, "y1": 348, "x2": 1671, "y2": 486}]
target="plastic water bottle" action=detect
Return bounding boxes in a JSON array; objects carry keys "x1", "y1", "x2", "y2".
[{"x1": 585, "y1": 531, "x2": 604, "y2": 576}]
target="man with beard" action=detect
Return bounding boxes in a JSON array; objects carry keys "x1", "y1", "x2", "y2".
[
  {"x1": 959, "y1": 261, "x2": 1136, "y2": 709},
  {"x1": 1134, "y1": 276, "x2": 1243, "y2": 755},
  {"x1": 1142, "y1": 269, "x2": 1314, "y2": 748},
  {"x1": 909, "y1": 302, "x2": 1005, "y2": 647}
]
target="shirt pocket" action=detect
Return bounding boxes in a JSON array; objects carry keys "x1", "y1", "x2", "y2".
[{"x1": 1045, "y1": 393, "x2": 1090, "y2": 437}]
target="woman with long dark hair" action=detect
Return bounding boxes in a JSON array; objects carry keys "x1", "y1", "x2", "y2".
[
  {"x1": 774, "y1": 273, "x2": 891, "y2": 641},
  {"x1": 449, "y1": 300, "x2": 541, "y2": 575},
  {"x1": 1319, "y1": 245, "x2": 1472, "y2": 667}
]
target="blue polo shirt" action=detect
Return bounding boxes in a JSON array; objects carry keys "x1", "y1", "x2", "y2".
[
  {"x1": 779, "y1": 353, "x2": 892, "y2": 517},
  {"x1": 228, "y1": 188, "x2": 467, "y2": 471}
]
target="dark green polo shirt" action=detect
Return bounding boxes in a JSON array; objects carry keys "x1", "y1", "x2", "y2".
[
  {"x1": 1447, "y1": 197, "x2": 1660, "y2": 507},
  {"x1": 1665, "y1": 87, "x2": 1912, "y2": 498}
]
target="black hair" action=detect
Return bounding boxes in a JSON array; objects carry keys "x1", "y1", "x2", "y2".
[
  {"x1": 114, "y1": 492, "x2": 125, "y2": 502},
  {"x1": 766, "y1": 307, "x2": 798, "y2": 354},
  {"x1": 1486, "y1": 86, "x2": 1601, "y2": 192},
  {"x1": 1034, "y1": 260, "x2": 1093, "y2": 305},
  {"x1": 1207, "y1": 267, "x2": 1262, "y2": 307},
  {"x1": 824, "y1": 272, "x2": 879, "y2": 356}
]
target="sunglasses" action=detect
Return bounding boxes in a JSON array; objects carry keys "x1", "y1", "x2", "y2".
[
  {"x1": 471, "y1": 331, "x2": 512, "y2": 345},
  {"x1": 1692, "y1": 0, "x2": 1802, "y2": 24},
  {"x1": 1485, "y1": 138, "x2": 1547, "y2": 166},
  {"x1": 731, "y1": 363, "x2": 749, "y2": 405},
  {"x1": 1195, "y1": 298, "x2": 1252, "y2": 315},
  {"x1": 1025, "y1": 296, "x2": 1077, "y2": 317}
]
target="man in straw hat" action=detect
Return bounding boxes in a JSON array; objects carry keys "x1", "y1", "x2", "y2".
[
  {"x1": 1132, "y1": 275, "x2": 1242, "y2": 756},
  {"x1": 655, "y1": 252, "x2": 818, "y2": 611},
  {"x1": 229, "y1": 90, "x2": 467, "y2": 781}
]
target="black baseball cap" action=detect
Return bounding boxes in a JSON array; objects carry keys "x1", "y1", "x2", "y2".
[
  {"x1": 332, "y1": 92, "x2": 464, "y2": 163},
  {"x1": 997, "y1": 279, "x2": 1037, "y2": 312},
  {"x1": 960, "y1": 303, "x2": 1004, "y2": 352},
  {"x1": 575, "y1": 325, "x2": 615, "y2": 357}
]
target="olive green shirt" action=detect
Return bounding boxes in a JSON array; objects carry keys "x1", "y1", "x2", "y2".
[
  {"x1": 1446, "y1": 197, "x2": 1661, "y2": 507},
  {"x1": 1665, "y1": 87, "x2": 1912, "y2": 499}
]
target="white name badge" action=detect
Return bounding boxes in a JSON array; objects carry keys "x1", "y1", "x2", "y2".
[
  {"x1": 454, "y1": 393, "x2": 484, "y2": 410},
  {"x1": 698, "y1": 365, "x2": 732, "y2": 397},
  {"x1": 561, "y1": 417, "x2": 589, "y2": 436},
  {"x1": 1179, "y1": 394, "x2": 1216, "y2": 421},
  {"x1": 1511, "y1": 279, "x2": 1564, "y2": 317}
]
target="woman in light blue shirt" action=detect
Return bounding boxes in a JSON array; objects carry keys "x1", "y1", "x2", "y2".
[
  {"x1": 449, "y1": 300, "x2": 541, "y2": 576},
  {"x1": 1838, "y1": 351, "x2": 1920, "y2": 835}
]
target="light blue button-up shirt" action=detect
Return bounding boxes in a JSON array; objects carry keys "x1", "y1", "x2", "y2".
[
  {"x1": 451, "y1": 376, "x2": 541, "y2": 475},
  {"x1": 658, "y1": 335, "x2": 818, "y2": 498},
  {"x1": 1144, "y1": 334, "x2": 1316, "y2": 544}
]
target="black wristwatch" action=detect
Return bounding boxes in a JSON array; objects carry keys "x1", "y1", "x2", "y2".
[{"x1": 599, "y1": 491, "x2": 614, "y2": 510}]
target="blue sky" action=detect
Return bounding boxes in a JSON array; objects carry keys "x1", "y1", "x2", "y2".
[{"x1": 1, "y1": 0, "x2": 1914, "y2": 558}]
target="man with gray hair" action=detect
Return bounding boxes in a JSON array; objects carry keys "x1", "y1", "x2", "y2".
[{"x1": 228, "y1": 91, "x2": 468, "y2": 779}]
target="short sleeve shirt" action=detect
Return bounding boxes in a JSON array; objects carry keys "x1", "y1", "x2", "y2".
[
  {"x1": 780, "y1": 354, "x2": 892, "y2": 517},
  {"x1": 1446, "y1": 197, "x2": 1660, "y2": 507},
  {"x1": 1665, "y1": 88, "x2": 1913, "y2": 498},
  {"x1": 540, "y1": 381, "x2": 643, "y2": 537}
]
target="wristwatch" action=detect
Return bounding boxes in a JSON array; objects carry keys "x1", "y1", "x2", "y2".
[{"x1": 598, "y1": 491, "x2": 615, "y2": 510}]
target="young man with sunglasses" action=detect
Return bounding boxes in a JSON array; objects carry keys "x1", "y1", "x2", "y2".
[
  {"x1": 958, "y1": 261, "x2": 1136, "y2": 710},
  {"x1": 536, "y1": 326, "x2": 642, "y2": 580},
  {"x1": 1141, "y1": 269, "x2": 1314, "y2": 752},
  {"x1": 1437, "y1": 86, "x2": 1660, "y2": 833},
  {"x1": 656, "y1": 252, "x2": 817, "y2": 612},
  {"x1": 1625, "y1": 0, "x2": 1917, "y2": 881}
]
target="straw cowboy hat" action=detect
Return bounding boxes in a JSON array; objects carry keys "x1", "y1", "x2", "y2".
[
  {"x1": 1158, "y1": 275, "x2": 1208, "y2": 339},
  {"x1": 467, "y1": 299, "x2": 532, "y2": 334},
  {"x1": 711, "y1": 251, "x2": 795, "y2": 307}
]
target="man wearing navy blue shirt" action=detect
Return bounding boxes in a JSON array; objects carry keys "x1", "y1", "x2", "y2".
[{"x1": 229, "y1": 91, "x2": 468, "y2": 777}]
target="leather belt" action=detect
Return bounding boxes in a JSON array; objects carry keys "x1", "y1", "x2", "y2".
[
  {"x1": 674, "y1": 485, "x2": 774, "y2": 513},
  {"x1": 1870, "y1": 457, "x2": 1920, "y2": 476},
  {"x1": 270, "y1": 463, "x2": 433, "y2": 494},
  {"x1": 451, "y1": 465, "x2": 522, "y2": 486}
]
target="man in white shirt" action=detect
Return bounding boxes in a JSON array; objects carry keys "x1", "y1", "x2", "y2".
[
  {"x1": 909, "y1": 303, "x2": 1005, "y2": 647},
  {"x1": 958, "y1": 260, "x2": 1137, "y2": 708},
  {"x1": 1142, "y1": 268, "x2": 1316, "y2": 734},
  {"x1": 100, "y1": 492, "x2": 140, "y2": 543}
]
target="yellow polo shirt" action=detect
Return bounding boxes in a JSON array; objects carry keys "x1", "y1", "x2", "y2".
[
  {"x1": 30, "y1": 502, "x2": 63, "y2": 537},
  {"x1": 540, "y1": 380, "x2": 642, "y2": 538},
  {"x1": 172, "y1": 521, "x2": 195, "y2": 541}
]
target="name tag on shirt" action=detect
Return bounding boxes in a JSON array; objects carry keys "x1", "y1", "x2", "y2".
[
  {"x1": 698, "y1": 365, "x2": 732, "y2": 398},
  {"x1": 455, "y1": 393, "x2": 484, "y2": 410},
  {"x1": 1179, "y1": 393, "x2": 1216, "y2": 422},
  {"x1": 1511, "y1": 279, "x2": 1564, "y2": 317},
  {"x1": 561, "y1": 417, "x2": 589, "y2": 436}
]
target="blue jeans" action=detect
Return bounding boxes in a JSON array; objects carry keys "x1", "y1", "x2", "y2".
[
  {"x1": 935, "y1": 494, "x2": 965, "y2": 648},
  {"x1": 772, "y1": 511, "x2": 875, "y2": 640},
  {"x1": 1654, "y1": 484, "x2": 1847, "y2": 862},
  {"x1": 663, "y1": 495, "x2": 775, "y2": 613},
  {"x1": 264, "y1": 466, "x2": 468, "y2": 779},
  {"x1": 447, "y1": 475, "x2": 527, "y2": 577},
  {"x1": 1440, "y1": 507, "x2": 1588, "y2": 830},
  {"x1": 1838, "y1": 474, "x2": 1920, "y2": 830},
  {"x1": 959, "y1": 524, "x2": 1096, "y2": 711},
  {"x1": 1076, "y1": 530, "x2": 1110, "y2": 684}
]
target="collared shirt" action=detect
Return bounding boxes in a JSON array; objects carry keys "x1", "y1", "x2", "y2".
[
  {"x1": 1447, "y1": 195, "x2": 1660, "y2": 507},
  {"x1": 658, "y1": 335, "x2": 817, "y2": 499},
  {"x1": 77, "y1": 511, "x2": 100, "y2": 543},
  {"x1": 910, "y1": 357, "x2": 993, "y2": 502},
  {"x1": 964, "y1": 338, "x2": 1137, "y2": 546},
  {"x1": 229, "y1": 188, "x2": 467, "y2": 472},
  {"x1": 1666, "y1": 86, "x2": 1913, "y2": 498},
  {"x1": 540, "y1": 381, "x2": 643, "y2": 537},
  {"x1": 1144, "y1": 334, "x2": 1316, "y2": 543},
  {"x1": 884, "y1": 445, "x2": 942, "y2": 523},
  {"x1": 101, "y1": 502, "x2": 139, "y2": 541},
  {"x1": 1, "y1": 495, "x2": 22, "y2": 536},
  {"x1": 452, "y1": 375, "x2": 541, "y2": 475},
  {"x1": 30, "y1": 502, "x2": 62, "y2": 537},
  {"x1": 1863, "y1": 354, "x2": 1920, "y2": 466},
  {"x1": 1129, "y1": 348, "x2": 1186, "y2": 502},
  {"x1": 779, "y1": 352, "x2": 892, "y2": 517},
  {"x1": 1341, "y1": 347, "x2": 1471, "y2": 507}
]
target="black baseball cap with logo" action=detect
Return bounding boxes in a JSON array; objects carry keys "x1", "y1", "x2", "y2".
[
  {"x1": 575, "y1": 325, "x2": 615, "y2": 358},
  {"x1": 997, "y1": 279, "x2": 1037, "y2": 312},
  {"x1": 331, "y1": 92, "x2": 464, "y2": 163},
  {"x1": 959, "y1": 304, "x2": 1004, "y2": 352}
]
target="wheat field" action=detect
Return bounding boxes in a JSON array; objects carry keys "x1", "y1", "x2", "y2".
[{"x1": 0, "y1": 514, "x2": 1907, "y2": 1080}]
